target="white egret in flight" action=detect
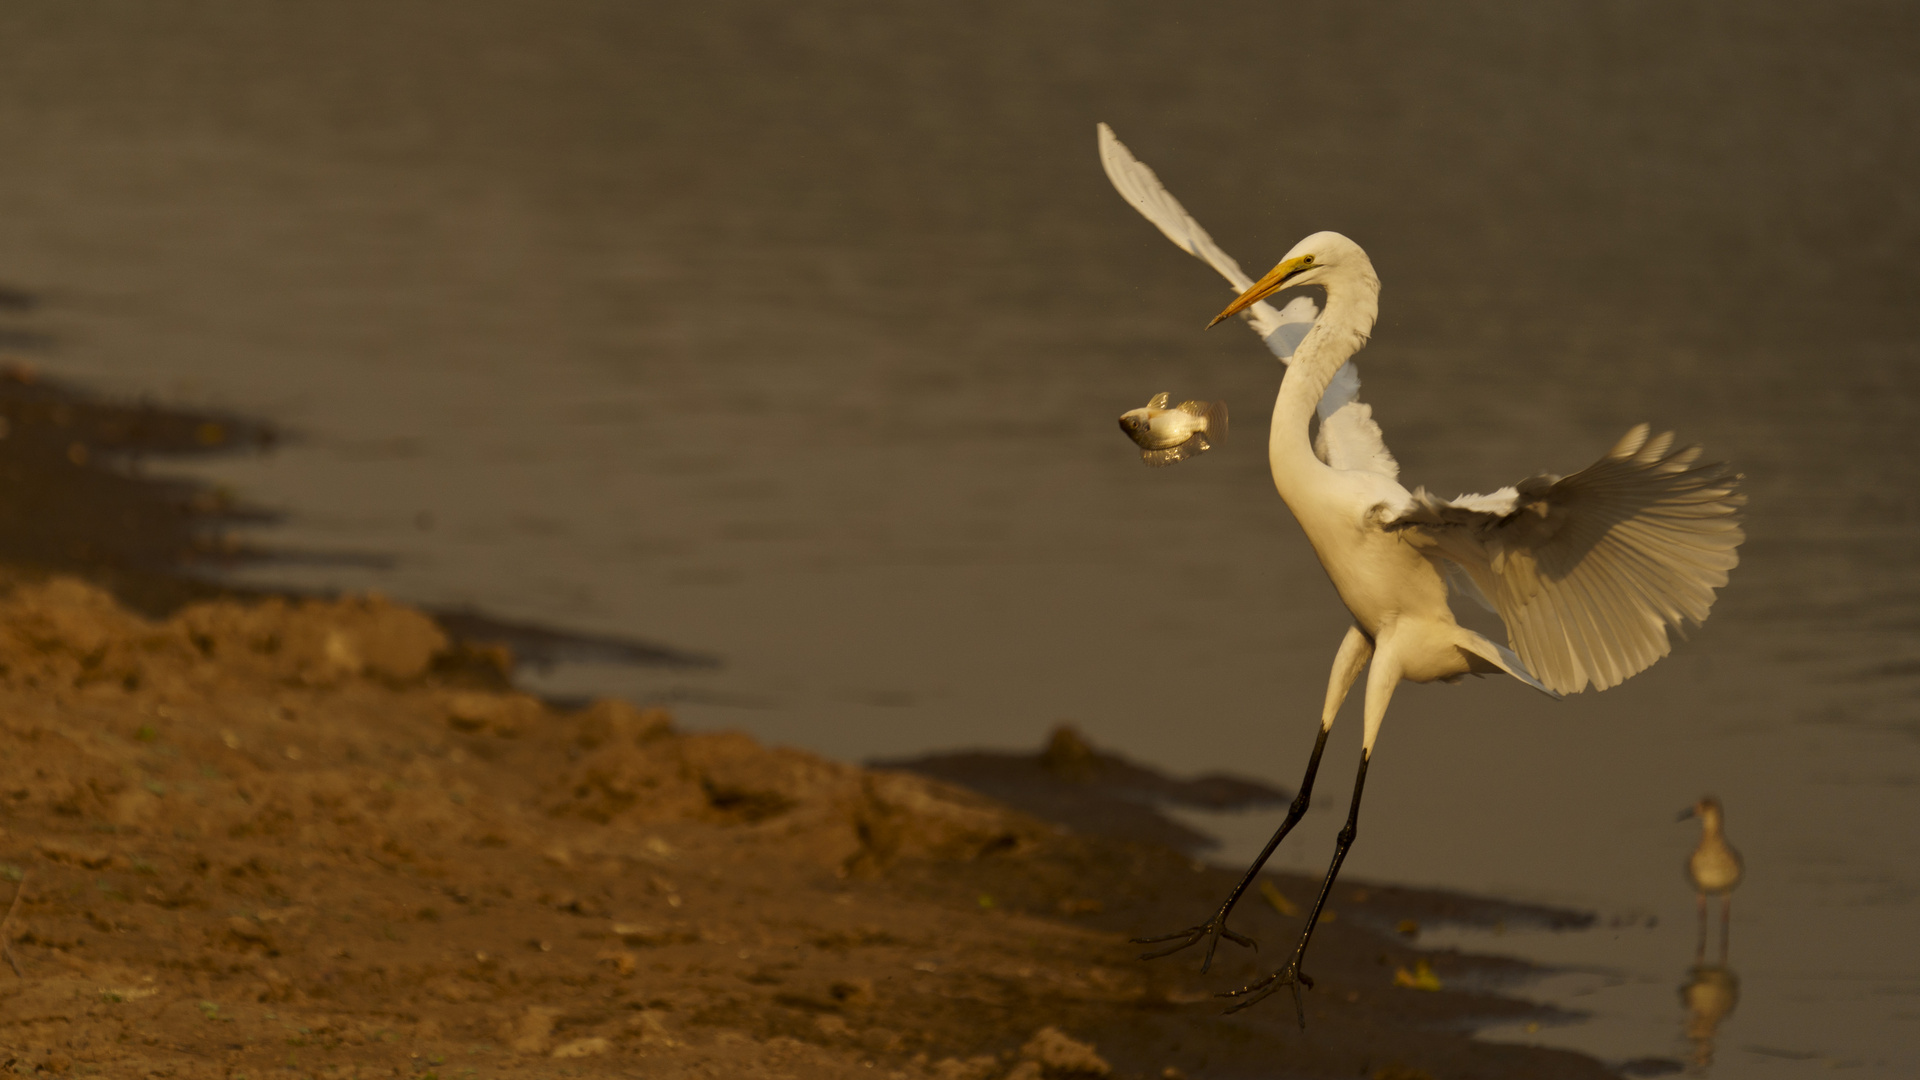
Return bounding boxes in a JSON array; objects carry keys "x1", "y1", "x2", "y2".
[{"x1": 1098, "y1": 124, "x2": 1745, "y2": 1020}]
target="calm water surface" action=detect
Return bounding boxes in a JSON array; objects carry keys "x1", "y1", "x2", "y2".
[{"x1": 2, "y1": 4, "x2": 1916, "y2": 1074}]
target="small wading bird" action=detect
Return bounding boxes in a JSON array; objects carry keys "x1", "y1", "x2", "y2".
[
  {"x1": 1098, "y1": 124, "x2": 1746, "y2": 1021},
  {"x1": 1681, "y1": 796, "x2": 1743, "y2": 960}
]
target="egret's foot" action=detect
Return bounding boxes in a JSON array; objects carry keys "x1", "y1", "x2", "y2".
[
  {"x1": 1220, "y1": 959, "x2": 1315, "y2": 1026},
  {"x1": 1131, "y1": 911, "x2": 1257, "y2": 973}
]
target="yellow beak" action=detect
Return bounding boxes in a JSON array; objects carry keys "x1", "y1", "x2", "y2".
[{"x1": 1208, "y1": 254, "x2": 1315, "y2": 328}]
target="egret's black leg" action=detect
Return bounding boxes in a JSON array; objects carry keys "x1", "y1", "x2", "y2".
[
  {"x1": 1221, "y1": 748, "x2": 1372, "y2": 1025},
  {"x1": 1132, "y1": 724, "x2": 1331, "y2": 973}
]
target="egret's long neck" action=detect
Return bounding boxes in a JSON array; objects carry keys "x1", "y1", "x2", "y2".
[{"x1": 1269, "y1": 272, "x2": 1379, "y2": 492}]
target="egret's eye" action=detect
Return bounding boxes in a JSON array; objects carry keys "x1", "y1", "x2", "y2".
[{"x1": 1301, "y1": 255, "x2": 1315, "y2": 265}]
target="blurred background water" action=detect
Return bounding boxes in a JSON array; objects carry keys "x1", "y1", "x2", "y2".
[{"x1": 1, "y1": 2, "x2": 1916, "y2": 1074}]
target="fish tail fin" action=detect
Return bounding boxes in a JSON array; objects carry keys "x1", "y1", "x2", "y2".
[
  {"x1": 1207, "y1": 400, "x2": 1228, "y2": 443},
  {"x1": 1141, "y1": 436, "x2": 1209, "y2": 467}
]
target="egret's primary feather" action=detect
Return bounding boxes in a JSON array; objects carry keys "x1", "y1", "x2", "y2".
[
  {"x1": 1099, "y1": 123, "x2": 1395, "y2": 477},
  {"x1": 1393, "y1": 424, "x2": 1746, "y2": 695},
  {"x1": 1098, "y1": 123, "x2": 1318, "y2": 359}
]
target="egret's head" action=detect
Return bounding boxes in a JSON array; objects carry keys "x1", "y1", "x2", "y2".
[{"x1": 1209, "y1": 231, "x2": 1373, "y2": 328}]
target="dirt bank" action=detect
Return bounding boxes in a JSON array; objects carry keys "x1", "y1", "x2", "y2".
[{"x1": 0, "y1": 578, "x2": 1609, "y2": 1079}]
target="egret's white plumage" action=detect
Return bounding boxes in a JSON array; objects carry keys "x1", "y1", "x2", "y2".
[
  {"x1": 1098, "y1": 122, "x2": 1302, "y2": 347},
  {"x1": 1099, "y1": 124, "x2": 1388, "y2": 473},
  {"x1": 1215, "y1": 227, "x2": 1742, "y2": 711},
  {"x1": 1100, "y1": 124, "x2": 1745, "y2": 1017},
  {"x1": 1396, "y1": 427, "x2": 1745, "y2": 694}
]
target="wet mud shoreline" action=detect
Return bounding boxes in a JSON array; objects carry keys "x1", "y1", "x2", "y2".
[
  {"x1": 0, "y1": 576, "x2": 1613, "y2": 1079},
  {"x1": 0, "y1": 370, "x2": 1623, "y2": 1077}
]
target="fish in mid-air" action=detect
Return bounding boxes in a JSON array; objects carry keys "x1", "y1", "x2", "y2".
[{"x1": 1118, "y1": 392, "x2": 1228, "y2": 467}]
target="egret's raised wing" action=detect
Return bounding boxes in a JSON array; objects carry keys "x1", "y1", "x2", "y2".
[
  {"x1": 1392, "y1": 425, "x2": 1744, "y2": 695},
  {"x1": 1098, "y1": 123, "x2": 1254, "y2": 290},
  {"x1": 1097, "y1": 123, "x2": 1316, "y2": 359},
  {"x1": 1313, "y1": 363, "x2": 1400, "y2": 479},
  {"x1": 1097, "y1": 122, "x2": 1398, "y2": 480}
]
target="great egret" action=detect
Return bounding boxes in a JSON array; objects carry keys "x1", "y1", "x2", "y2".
[{"x1": 1099, "y1": 124, "x2": 1746, "y2": 1019}]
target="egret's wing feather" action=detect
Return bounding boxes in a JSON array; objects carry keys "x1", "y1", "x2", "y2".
[
  {"x1": 1316, "y1": 362, "x2": 1362, "y2": 419},
  {"x1": 1258, "y1": 295, "x2": 1320, "y2": 360},
  {"x1": 1315, "y1": 402, "x2": 1399, "y2": 479},
  {"x1": 1098, "y1": 122, "x2": 1398, "y2": 473},
  {"x1": 1098, "y1": 122, "x2": 1255, "y2": 290},
  {"x1": 1310, "y1": 363, "x2": 1400, "y2": 479},
  {"x1": 1444, "y1": 561, "x2": 1498, "y2": 613},
  {"x1": 1097, "y1": 123, "x2": 1315, "y2": 357},
  {"x1": 1393, "y1": 425, "x2": 1744, "y2": 695}
]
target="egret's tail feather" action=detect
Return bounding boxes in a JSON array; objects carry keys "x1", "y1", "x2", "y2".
[{"x1": 1450, "y1": 626, "x2": 1561, "y2": 700}]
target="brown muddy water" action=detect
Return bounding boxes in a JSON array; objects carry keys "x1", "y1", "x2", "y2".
[{"x1": 1, "y1": 3, "x2": 1916, "y2": 1074}]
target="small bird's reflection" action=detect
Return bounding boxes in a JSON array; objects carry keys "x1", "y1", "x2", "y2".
[
  {"x1": 1676, "y1": 796, "x2": 1742, "y2": 1075},
  {"x1": 1680, "y1": 962, "x2": 1739, "y2": 1076}
]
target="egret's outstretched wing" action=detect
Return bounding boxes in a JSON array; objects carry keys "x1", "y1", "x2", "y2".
[
  {"x1": 1097, "y1": 122, "x2": 1399, "y2": 480},
  {"x1": 1391, "y1": 425, "x2": 1744, "y2": 695},
  {"x1": 1097, "y1": 123, "x2": 1316, "y2": 359},
  {"x1": 1098, "y1": 122, "x2": 1255, "y2": 289},
  {"x1": 1313, "y1": 362, "x2": 1399, "y2": 479},
  {"x1": 1098, "y1": 122, "x2": 1397, "y2": 478},
  {"x1": 1251, "y1": 295, "x2": 1320, "y2": 360}
]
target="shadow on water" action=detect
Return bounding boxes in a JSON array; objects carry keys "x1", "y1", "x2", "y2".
[
  {"x1": 876, "y1": 723, "x2": 1290, "y2": 857},
  {"x1": 428, "y1": 606, "x2": 716, "y2": 672},
  {"x1": 0, "y1": 281, "x2": 714, "y2": 675}
]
